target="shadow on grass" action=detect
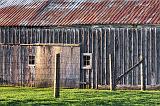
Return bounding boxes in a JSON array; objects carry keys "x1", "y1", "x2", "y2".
[{"x1": 2, "y1": 99, "x2": 132, "y2": 106}]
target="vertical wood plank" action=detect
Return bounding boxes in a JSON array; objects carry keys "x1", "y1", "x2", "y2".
[
  {"x1": 100, "y1": 29, "x2": 103, "y2": 85},
  {"x1": 79, "y1": 28, "x2": 84, "y2": 89},
  {"x1": 109, "y1": 28, "x2": 116, "y2": 90},
  {"x1": 140, "y1": 28, "x2": 143, "y2": 85},
  {"x1": 52, "y1": 29, "x2": 55, "y2": 43},
  {"x1": 119, "y1": 28, "x2": 123, "y2": 85},
  {"x1": 37, "y1": 29, "x2": 40, "y2": 43},
  {"x1": 126, "y1": 28, "x2": 130, "y2": 85},
  {"x1": 2, "y1": 46, "x2": 5, "y2": 84},
  {"x1": 123, "y1": 28, "x2": 127, "y2": 85},
  {"x1": 122, "y1": 28, "x2": 125, "y2": 85},
  {"x1": 96, "y1": 29, "x2": 101, "y2": 85},
  {"x1": 136, "y1": 28, "x2": 139, "y2": 85},
  {"x1": 132, "y1": 28, "x2": 135, "y2": 85},
  {"x1": 147, "y1": 28, "x2": 151, "y2": 85},
  {"x1": 7, "y1": 28, "x2": 9, "y2": 44},
  {"x1": 89, "y1": 28, "x2": 92, "y2": 88},
  {"x1": 95, "y1": 29, "x2": 98, "y2": 89},
  {"x1": 154, "y1": 28, "x2": 157, "y2": 84},
  {"x1": 137, "y1": 28, "x2": 141, "y2": 85},
  {"x1": 73, "y1": 29, "x2": 76, "y2": 44},
  {"x1": 30, "y1": 28, "x2": 32, "y2": 43},
  {"x1": 14, "y1": 28, "x2": 17, "y2": 44},
  {"x1": 103, "y1": 28, "x2": 107, "y2": 85},
  {"x1": 101, "y1": 28, "x2": 104, "y2": 85},
  {"x1": 48, "y1": 29, "x2": 51, "y2": 44},
  {"x1": 3, "y1": 28, "x2": 6, "y2": 44},
  {"x1": 83, "y1": 28, "x2": 87, "y2": 88},
  {"x1": 150, "y1": 28, "x2": 153, "y2": 85},
  {"x1": 77, "y1": 29, "x2": 80, "y2": 44},
  {"x1": 133, "y1": 28, "x2": 138, "y2": 85},
  {"x1": 141, "y1": 27, "x2": 147, "y2": 91},
  {"x1": 106, "y1": 28, "x2": 110, "y2": 85},
  {"x1": 151, "y1": 28, "x2": 156, "y2": 85},
  {"x1": 57, "y1": 29, "x2": 60, "y2": 43},
  {"x1": 130, "y1": 28, "x2": 133, "y2": 85},
  {"x1": 117, "y1": 28, "x2": 121, "y2": 84},
  {"x1": 9, "y1": 46, "x2": 11, "y2": 83},
  {"x1": 156, "y1": 28, "x2": 160, "y2": 84},
  {"x1": 92, "y1": 29, "x2": 96, "y2": 88},
  {"x1": 61, "y1": 29, "x2": 64, "y2": 44}
]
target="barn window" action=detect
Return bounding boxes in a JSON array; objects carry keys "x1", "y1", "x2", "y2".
[
  {"x1": 82, "y1": 53, "x2": 92, "y2": 69},
  {"x1": 29, "y1": 56, "x2": 35, "y2": 66}
]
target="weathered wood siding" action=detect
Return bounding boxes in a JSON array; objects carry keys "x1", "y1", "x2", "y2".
[
  {"x1": 35, "y1": 46, "x2": 55, "y2": 87},
  {"x1": 0, "y1": 45, "x2": 30, "y2": 85},
  {"x1": 0, "y1": 26, "x2": 160, "y2": 87},
  {"x1": 35, "y1": 46, "x2": 80, "y2": 88},
  {"x1": 0, "y1": 45, "x2": 80, "y2": 87},
  {"x1": 60, "y1": 47, "x2": 80, "y2": 88},
  {"x1": 79, "y1": 27, "x2": 160, "y2": 86}
]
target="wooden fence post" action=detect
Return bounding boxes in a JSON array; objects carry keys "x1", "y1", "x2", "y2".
[
  {"x1": 140, "y1": 55, "x2": 146, "y2": 91},
  {"x1": 109, "y1": 54, "x2": 115, "y2": 91},
  {"x1": 54, "y1": 53, "x2": 60, "y2": 98},
  {"x1": 109, "y1": 54, "x2": 112, "y2": 90}
]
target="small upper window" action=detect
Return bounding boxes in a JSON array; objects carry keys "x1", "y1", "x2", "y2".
[
  {"x1": 82, "y1": 53, "x2": 92, "y2": 69},
  {"x1": 83, "y1": 55, "x2": 90, "y2": 66},
  {"x1": 29, "y1": 56, "x2": 35, "y2": 66}
]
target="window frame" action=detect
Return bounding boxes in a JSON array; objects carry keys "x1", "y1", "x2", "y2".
[
  {"x1": 82, "y1": 53, "x2": 92, "y2": 69},
  {"x1": 28, "y1": 55, "x2": 35, "y2": 66}
]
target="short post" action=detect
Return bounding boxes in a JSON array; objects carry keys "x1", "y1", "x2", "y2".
[
  {"x1": 54, "y1": 53, "x2": 60, "y2": 98},
  {"x1": 89, "y1": 69, "x2": 92, "y2": 89},
  {"x1": 140, "y1": 55, "x2": 146, "y2": 91},
  {"x1": 109, "y1": 54, "x2": 115, "y2": 91}
]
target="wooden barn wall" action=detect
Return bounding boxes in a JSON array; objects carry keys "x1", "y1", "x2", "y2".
[
  {"x1": 60, "y1": 47, "x2": 80, "y2": 88},
  {"x1": 35, "y1": 46, "x2": 55, "y2": 87},
  {"x1": 0, "y1": 45, "x2": 80, "y2": 88},
  {"x1": 35, "y1": 46, "x2": 80, "y2": 88},
  {"x1": 0, "y1": 26, "x2": 160, "y2": 87},
  {"x1": 0, "y1": 27, "x2": 79, "y2": 44},
  {"x1": 0, "y1": 45, "x2": 32, "y2": 86},
  {"x1": 79, "y1": 27, "x2": 160, "y2": 86}
]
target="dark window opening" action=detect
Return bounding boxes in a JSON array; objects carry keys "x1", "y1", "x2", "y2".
[
  {"x1": 29, "y1": 56, "x2": 35, "y2": 65},
  {"x1": 83, "y1": 55, "x2": 90, "y2": 66},
  {"x1": 82, "y1": 53, "x2": 92, "y2": 69}
]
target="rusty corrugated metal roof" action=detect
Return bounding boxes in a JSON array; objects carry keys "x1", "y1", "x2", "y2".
[{"x1": 0, "y1": 0, "x2": 160, "y2": 26}]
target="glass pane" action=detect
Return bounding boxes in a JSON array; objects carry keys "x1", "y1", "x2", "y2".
[
  {"x1": 83, "y1": 56, "x2": 86, "y2": 60},
  {"x1": 83, "y1": 54, "x2": 91, "y2": 68},
  {"x1": 87, "y1": 56, "x2": 90, "y2": 61},
  {"x1": 83, "y1": 60, "x2": 86, "y2": 66},
  {"x1": 87, "y1": 61, "x2": 90, "y2": 65},
  {"x1": 32, "y1": 60, "x2": 35, "y2": 64},
  {"x1": 29, "y1": 56, "x2": 35, "y2": 65}
]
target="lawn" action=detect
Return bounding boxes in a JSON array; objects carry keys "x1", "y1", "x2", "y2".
[{"x1": 0, "y1": 87, "x2": 160, "y2": 106}]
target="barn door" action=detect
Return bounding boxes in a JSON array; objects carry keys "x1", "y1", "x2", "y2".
[{"x1": 60, "y1": 46, "x2": 80, "y2": 88}]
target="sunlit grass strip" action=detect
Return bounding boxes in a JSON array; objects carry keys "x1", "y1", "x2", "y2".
[{"x1": 0, "y1": 87, "x2": 160, "y2": 106}]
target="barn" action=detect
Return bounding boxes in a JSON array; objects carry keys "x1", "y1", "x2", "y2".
[{"x1": 0, "y1": 0, "x2": 160, "y2": 89}]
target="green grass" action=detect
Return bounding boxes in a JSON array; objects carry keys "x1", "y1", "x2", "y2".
[{"x1": 0, "y1": 87, "x2": 160, "y2": 106}]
